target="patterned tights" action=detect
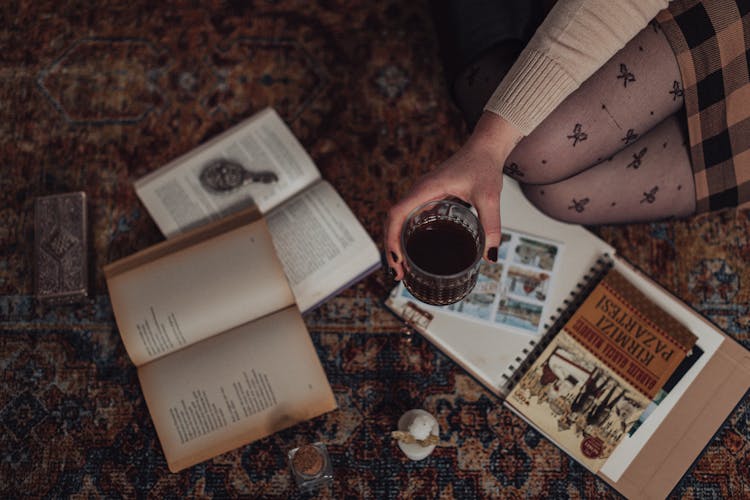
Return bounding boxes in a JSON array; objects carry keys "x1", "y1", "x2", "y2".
[{"x1": 454, "y1": 21, "x2": 696, "y2": 224}]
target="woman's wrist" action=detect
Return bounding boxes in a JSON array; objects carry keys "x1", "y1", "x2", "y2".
[{"x1": 465, "y1": 111, "x2": 524, "y2": 163}]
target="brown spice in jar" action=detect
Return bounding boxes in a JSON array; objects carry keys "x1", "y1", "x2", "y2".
[{"x1": 292, "y1": 445, "x2": 324, "y2": 477}]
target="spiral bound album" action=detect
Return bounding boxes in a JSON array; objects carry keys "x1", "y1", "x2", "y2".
[{"x1": 385, "y1": 177, "x2": 750, "y2": 499}]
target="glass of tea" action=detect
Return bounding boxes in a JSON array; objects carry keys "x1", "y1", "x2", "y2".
[{"x1": 401, "y1": 199, "x2": 485, "y2": 305}]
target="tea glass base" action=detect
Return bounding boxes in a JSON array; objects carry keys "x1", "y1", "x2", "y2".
[{"x1": 403, "y1": 277, "x2": 475, "y2": 306}]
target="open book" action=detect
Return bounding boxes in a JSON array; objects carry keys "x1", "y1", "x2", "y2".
[
  {"x1": 385, "y1": 177, "x2": 750, "y2": 499},
  {"x1": 134, "y1": 107, "x2": 381, "y2": 312},
  {"x1": 104, "y1": 211, "x2": 338, "y2": 472}
]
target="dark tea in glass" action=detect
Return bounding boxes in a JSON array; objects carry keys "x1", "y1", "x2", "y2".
[{"x1": 401, "y1": 200, "x2": 485, "y2": 305}]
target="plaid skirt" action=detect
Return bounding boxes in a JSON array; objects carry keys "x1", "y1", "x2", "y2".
[{"x1": 658, "y1": 0, "x2": 750, "y2": 213}]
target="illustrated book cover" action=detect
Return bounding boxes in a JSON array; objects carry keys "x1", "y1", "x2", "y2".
[{"x1": 505, "y1": 267, "x2": 697, "y2": 472}]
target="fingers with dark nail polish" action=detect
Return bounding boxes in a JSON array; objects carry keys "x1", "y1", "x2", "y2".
[
  {"x1": 487, "y1": 246, "x2": 498, "y2": 262},
  {"x1": 390, "y1": 251, "x2": 399, "y2": 264}
]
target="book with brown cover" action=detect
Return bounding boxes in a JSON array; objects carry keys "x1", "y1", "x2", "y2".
[{"x1": 506, "y1": 268, "x2": 697, "y2": 472}]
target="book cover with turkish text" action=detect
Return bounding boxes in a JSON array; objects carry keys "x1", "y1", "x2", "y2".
[{"x1": 507, "y1": 269, "x2": 697, "y2": 471}]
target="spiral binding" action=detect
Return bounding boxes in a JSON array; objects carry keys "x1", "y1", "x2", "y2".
[{"x1": 500, "y1": 254, "x2": 614, "y2": 393}]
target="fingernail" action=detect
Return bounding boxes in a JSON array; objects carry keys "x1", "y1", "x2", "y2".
[
  {"x1": 390, "y1": 251, "x2": 399, "y2": 264},
  {"x1": 487, "y1": 247, "x2": 498, "y2": 262}
]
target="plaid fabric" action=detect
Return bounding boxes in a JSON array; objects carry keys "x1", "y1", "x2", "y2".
[{"x1": 657, "y1": 0, "x2": 750, "y2": 213}]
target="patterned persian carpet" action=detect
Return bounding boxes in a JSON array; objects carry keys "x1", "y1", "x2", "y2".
[{"x1": 1, "y1": 1, "x2": 748, "y2": 498}]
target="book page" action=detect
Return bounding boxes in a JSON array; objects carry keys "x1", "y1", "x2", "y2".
[
  {"x1": 137, "y1": 306, "x2": 337, "y2": 473},
  {"x1": 106, "y1": 219, "x2": 294, "y2": 366},
  {"x1": 135, "y1": 108, "x2": 321, "y2": 237},
  {"x1": 266, "y1": 180, "x2": 381, "y2": 312}
]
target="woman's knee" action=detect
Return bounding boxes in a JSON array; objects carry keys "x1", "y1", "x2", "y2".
[
  {"x1": 505, "y1": 140, "x2": 596, "y2": 185},
  {"x1": 519, "y1": 181, "x2": 581, "y2": 223}
]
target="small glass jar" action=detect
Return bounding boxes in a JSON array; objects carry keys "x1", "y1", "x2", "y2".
[{"x1": 288, "y1": 442, "x2": 333, "y2": 492}]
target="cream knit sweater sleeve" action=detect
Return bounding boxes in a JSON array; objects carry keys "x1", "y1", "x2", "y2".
[{"x1": 484, "y1": 0, "x2": 670, "y2": 136}]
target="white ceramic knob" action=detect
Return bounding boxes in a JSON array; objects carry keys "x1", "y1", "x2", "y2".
[{"x1": 396, "y1": 409, "x2": 439, "y2": 461}]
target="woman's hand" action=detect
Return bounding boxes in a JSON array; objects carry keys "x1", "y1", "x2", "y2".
[{"x1": 385, "y1": 112, "x2": 523, "y2": 280}]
